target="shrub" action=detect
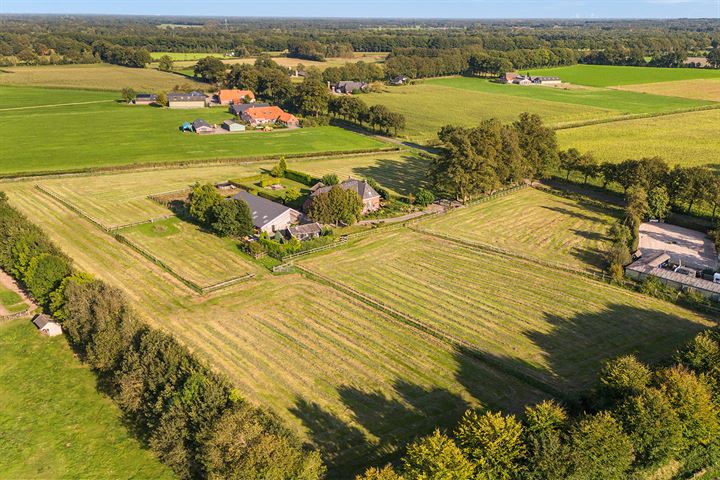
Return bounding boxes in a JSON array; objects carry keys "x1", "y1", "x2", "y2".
[
  {"x1": 285, "y1": 169, "x2": 317, "y2": 186},
  {"x1": 414, "y1": 188, "x2": 435, "y2": 207},
  {"x1": 301, "y1": 115, "x2": 330, "y2": 127},
  {"x1": 240, "y1": 240, "x2": 266, "y2": 258},
  {"x1": 320, "y1": 173, "x2": 339, "y2": 186},
  {"x1": 270, "y1": 157, "x2": 287, "y2": 178},
  {"x1": 260, "y1": 177, "x2": 276, "y2": 187}
]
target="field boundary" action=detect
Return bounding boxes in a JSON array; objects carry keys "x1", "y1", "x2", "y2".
[
  {"x1": 1, "y1": 146, "x2": 401, "y2": 181},
  {"x1": 297, "y1": 264, "x2": 565, "y2": 399},
  {"x1": 553, "y1": 103, "x2": 720, "y2": 131}
]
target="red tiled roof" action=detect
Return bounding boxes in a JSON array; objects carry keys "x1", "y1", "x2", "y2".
[{"x1": 218, "y1": 89, "x2": 255, "y2": 104}]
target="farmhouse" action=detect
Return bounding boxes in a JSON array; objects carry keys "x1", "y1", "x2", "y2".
[
  {"x1": 192, "y1": 118, "x2": 214, "y2": 134},
  {"x1": 390, "y1": 75, "x2": 409, "y2": 85},
  {"x1": 222, "y1": 119, "x2": 246, "y2": 132},
  {"x1": 241, "y1": 106, "x2": 299, "y2": 128},
  {"x1": 334, "y1": 81, "x2": 368, "y2": 94},
  {"x1": 217, "y1": 89, "x2": 256, "y2": 105},
  {"x1": 288, "y1": 222, "x2": 323, "y2": 241},
  {"x1": 531, "y1": 76, "x2": 562, "y2": 86},
  {"x1": 167, "y1": 91, "x2": 208, "y2": 109},
  {"x1": 233, "y1": 190, "x2": 302, "y2": 234},
  {"x1": 229, "y1": 102, "x2": 269, "y2": 116},
  {"x1": 499, "y1": 72, "x2": 518, "y2": 84},
  {"x1": 626, "y1": 253, "x2": 720, "y2": 302},
  {"x1": 512, "y1": 75, "x2": 533, "y2": 85},
  {"x1": 133, "y1": 93, "x2": 157, "y2": 105},
  {"x1": 305, "y1": 178, "x2": 381, "y2": 214},
  {"x1": 32, "y1": 314, "x2": 62, "y2": 337}
]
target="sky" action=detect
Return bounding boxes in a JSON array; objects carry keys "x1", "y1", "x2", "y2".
[{"x1": 0, "y1": 0, "x2": 718, "y2": 19}]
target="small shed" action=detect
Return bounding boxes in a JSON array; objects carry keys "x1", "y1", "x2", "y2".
[
  {"x1": 32, "y1": 314, "x2": 62, "y2": 337},
  {"x1": 222, "y1": 119, "x2": 246, "y2": 132},
  {"x1": 288, "y1": 223, "x2": 323, "y2": 241},
  {"x1": 192, "y1": 118, "x2": 214, "y2": 134}
]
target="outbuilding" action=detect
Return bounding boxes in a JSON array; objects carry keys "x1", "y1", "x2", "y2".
[
  {"x1": 222, "y1": 119, "x2": 246, "y2": 132},
  {"x1": 192, "y1": 118, "x2": 214, "y2": 134},
  {"x1": 32, "y1": 314, "x2": 62, "y2": 337},
  {"x1": 167, "y1": 91, "x2": 208, "y2": 109},
  {"x1": 233, "y1": 190, "x2": 302, "y2": 234},
  {"x1": 288, "y1": 222, "x2": 323, "y2": 241},
  {"x1": 133, "y1": 93, "x2": 157, "y2": 105}
]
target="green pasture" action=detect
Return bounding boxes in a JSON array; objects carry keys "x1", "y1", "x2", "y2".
[
  {"x1": 0, "y1": 285, "x2": 25, "y2": 314},
  {"x1": 364, "y1": 83, "x2": 619, "y2": 141},
  {"x1": 425, "y1": 77, "x2": 714, "y2": 114},
  {"x1": 0, "y1": 86, "x2": 116, "y2": 109},
  {"x1": 0, "y1": 86, "x2": 385, "y2": 175},
  {"x1": 0, "y1": 319, "x2": 172, "y2": 479},
  {"x1": 525, "y1": 64, "x2": 720, "y2": 87},
  {"x1": 558, "y1": 109, "x2": 720, "y2": 169},
  {"x1": 418, "y1": 187, "x2": 621, "y2": 271}
]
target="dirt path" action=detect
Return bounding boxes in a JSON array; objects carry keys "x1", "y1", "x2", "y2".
[{"x1": 0, "y1": 99, "x2": 115, "y2": 112}]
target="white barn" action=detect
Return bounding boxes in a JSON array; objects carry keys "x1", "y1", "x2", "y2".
[{"x1": 32, "y1": 314, "x2": 62, "y2": 337}]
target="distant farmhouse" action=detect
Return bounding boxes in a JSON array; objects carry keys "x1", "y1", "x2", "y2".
[
  {"x1": 217, "y1": 89, "x2": 256, "y2": 105},
  {"x1": 389, "y1": 75, "x2": 409, "y2": 86},
  {"x1": 305, "y1": 178, "x2": 381, "y2": 214},
  {"x1": 500, "y1": 73, "x2": 562, "y2": 86},
  {"x1": 32, "y1": 314, "x2": 62, "y2": 337},
  {"x1": 168, "y1": 91, "x2": 208, "y2": 109},
  {"x1": 333, "y1": 81, "x2": 368, "y2": 94},
  {"x1": 229, "y1": 102, "x2": 270, "y2": 116},
  {"x1": 133, "y1": 93, "x2": 157, "y2": 105},
  {"x1": 233, "y1": 190, "x2": 302, "y2": 234},
  {"x1": 241, "y1": 106, "x2": 300, "y2": 128}
]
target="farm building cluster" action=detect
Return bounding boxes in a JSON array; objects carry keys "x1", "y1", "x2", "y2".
[
  {"x1": 499, "y1": 72, "x2": 563, "y2": 86},
  {"x1": 626, "y1": 222, "x2": 720, "y2": 302}
]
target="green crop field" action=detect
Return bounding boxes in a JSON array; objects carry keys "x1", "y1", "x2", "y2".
[
  {"x1": 0, "y1": 63, "x2": 206, "y2": 91},
  {"x1": 618, "y1": 78, "x2": 720, "y2": 102},
  {"x1": 418, "y1": 187, "x2": 621, "y2": 271},
  {"x1": 0, "y1": 319, "x2": 173, "y2": 479},
  {"x1": 425, "y1": 77, "x2": 714, "y2": 114},
  {"x1": 119, "y1": 217, "x2": 261, "y2": 288},
  {"x1": 364, "y1": 83, "x2": 619, "y2": 141},
  {"x1": 0, "y1": 86, "x2": 386, "y2": 175},
  {"x1": 526, "y1": 64, "x2": 720, "y2": 87},
  {"x1": 299, "y1": 229, "x2": 712, "y2": 394},
  {"x1": 558, "y1": 109, "x2": 720, "y2": 169}
]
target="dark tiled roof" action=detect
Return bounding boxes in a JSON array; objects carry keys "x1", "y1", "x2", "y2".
[
  {"x1": 135, "y1": 93, "x2": 157, "y2": 100},
  {"x1": 311, "y1": 179, "x2": 380, "y2": 201},
  {"x1": 32, "y1": 314, "x2": 53, "y2": 329},
  {"x1": 336, "y1": 81, "x2": 367, "y2": 93},
  {"x1": 230, "y1": 102, "x2": 269, "y2": 115},
  {"x1": 192, "y1": 118, "x2": 212, "y2": 129},
  {"x1": 167, "y1": 92, "x2": 207, "y2": 102},
  {"x1": 288, "y1": 222, "x2": 323, "y2": 236},
  {"x1": 232, "y1": 190, "x2": 299, "y2": 229}
]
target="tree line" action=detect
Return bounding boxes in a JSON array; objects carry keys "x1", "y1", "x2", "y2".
[
  {"x1": 0, "y1": 191, "x2": 324, "y2": 479},
  {"x1": 358, "y1": 330, "x2": 720, "y2": 479}
]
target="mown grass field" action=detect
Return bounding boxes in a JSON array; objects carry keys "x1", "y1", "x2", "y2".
[
  {"x1": 418, "y1": 187, "x2": 620, "y2": 271},
  {"x1": 0, "y1": 63, "x2": 206, "y2": 91},
  {"x1": 119, "y1": 217, "x2": 261, "y2": 288},
  {"x1": 0, "y1": 86, "x2": 386, "y2": 175},
  {"x1": 1, "y1": 184, "x2": 548, "y2": 475},
  {"x1": 526, "y1": 64, "x2": 720, "y2": 87},
  {"x1": 0, "y1": 285, "x2": 25, "y2": 314},
  {"x1": 558, "y1": 109, "x2": 720, "y2": 170},
  {"x1": 0, "y1": 319, "x2": 173, "y2": 479},
  {"x1": 364, "y1": 83, "x2": 619, "y2": 141},
  {"x1": 425, "y1": 76, "x2": 714, "y2": 114},
  {"x1": 617, "y1": 78, "x2": 720, "y2": 102},
  {"x1": 299, "y1": 229, "x2": 713, "y2": 394}
]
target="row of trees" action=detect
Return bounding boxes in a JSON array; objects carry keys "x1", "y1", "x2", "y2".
[
  {"x1": 328, "y1": 96, "x2": 406, "y2": 134},
  {"x1": 0, "y1": 191, "x2": 324, "y2": 479},
  {"x1": 359, "y1": 329, "x2": 720, "y2": 479},
  {"x1": 431, "y1": 113, "x2": 558, "y2": 201}
]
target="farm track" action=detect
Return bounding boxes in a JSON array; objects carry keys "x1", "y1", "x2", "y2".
[{"x1": 0, "y1": 99, "x2": 116, "y2": 111}]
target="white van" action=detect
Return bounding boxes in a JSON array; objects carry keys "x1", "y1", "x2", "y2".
[{"x1": 714, "y1": 273, "x2": 720, "y2": 284}]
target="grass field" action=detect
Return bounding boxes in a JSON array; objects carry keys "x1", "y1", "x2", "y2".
[
  {"x1": 0, "y1": 285, "x2": 26, "y2": 314},
  {"x1": 299, "y1": 229, "x2": 713, "y2": 394},
  {"x1": 118, "y1": 217, "x2": 261, "y2": 288},
  {"x1": 0, "y1": 319, "x2": 173, "y2": 479},
  {"x1": 526, "y1": 64, "x2": 720, "y2": 87},
  {"x1": 617, "y1": 78, "x2": 720, "y2": 102},
  {"x1": 425, "y1": 77, "x2": 714, "y2": 114},
  {"x1": 558, "y1": 109, "x2": 720, "y2": 170},
  {"x1": 0, "y1": 86, "x2": 386, "y2": 174},
  {"x1": 0, "y1": 64, "x2": 206, "y2": 91},
  {"x1": 418, "y1": 187, "x2": 620, "y2": 271},
  {"x1": 364, "y1": 83, "x2": 619, "y2": 141}
]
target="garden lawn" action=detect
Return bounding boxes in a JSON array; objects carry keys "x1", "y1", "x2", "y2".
[
  {"x1": 118, "y1": 217, "x2": 261, "y2": 288},
  {"x1": 557, "y1": 109, "x2": 720, "y2": 169},
  {"x1": 364, "y1": 83, "x2": 619, "y2": 141},
  {"x1": 0, "y1": 319, "x2": 173, "y2": 479},
  {"x1": 0, "y1": 87, "x2": 385, "y2": 175},
  {"x1": 425, "y1": 77, "x2": 714, "y2": 114},
  {"x1": 526, "y1": 64, "x2": 720, "y2": 87},
  {"x1": 299, "y1": 229, "x2": 713, "y2": 395},
  {"x1": 0, "y1": 64, "x2": 206, "y2": 91},
  {"x1": 418, "y1": 187, "x2": 621, "y2": 271},
  {"x1": 617, "y1": 78, "x2": 720, "y2": 102}
]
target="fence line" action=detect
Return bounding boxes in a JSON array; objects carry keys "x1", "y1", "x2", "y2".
[
  {"x1": 297, "y1": 264, "x2": 564, "y2": 399},
  {"x1": 0, "y1": 308, "x2": 31, "y2": 323},
  {"x1": 109, "y1": 215, "x2": 175, "y2": 232},
  {"x1": 35, "y1": 184, "x2": 111, "y2": 232}
]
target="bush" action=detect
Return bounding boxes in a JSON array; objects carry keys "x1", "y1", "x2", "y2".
[
  {"x1": 240, "y1": 240, "x2": 266, "y2": 258},
  {"x1": 301, "y1": 115, "x2": 330, "y2": 127},
  {"x1": 320, "y1": 173, "x2": 339, "y2": 186},
  {"x1": 414, "y1": 188, "x2": 435, "y2": 207},
  {"x1": 260, "y1": 177, "x2": 276, "y2": 187},
  {"x1": 285, "y1": 169, "x2": 317, "y2": 186}
]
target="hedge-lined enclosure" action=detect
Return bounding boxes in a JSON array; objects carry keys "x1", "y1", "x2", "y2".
[{"x1": 0, "y1": 192, "x2": 324, "y2": 479}]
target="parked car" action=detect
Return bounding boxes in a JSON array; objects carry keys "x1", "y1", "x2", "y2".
[{"x1": 714, "y1": 272, "x2": 720, "y2": 284}]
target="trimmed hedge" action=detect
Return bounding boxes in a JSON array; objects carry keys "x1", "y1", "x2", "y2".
[{"x1": 285, "y1": 169, "x2": 318, "y2": 186}]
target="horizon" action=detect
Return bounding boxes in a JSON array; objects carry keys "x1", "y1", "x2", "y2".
[{"x1": 1, "y1": 0, "x2": 719, "y2": 19}]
